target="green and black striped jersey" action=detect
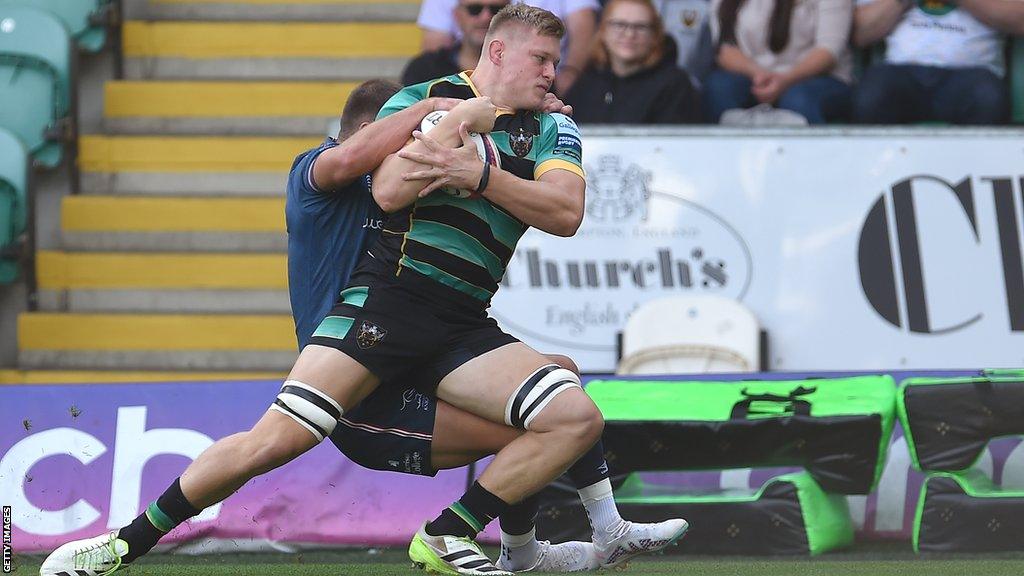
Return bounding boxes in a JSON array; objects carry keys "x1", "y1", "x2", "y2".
[{"x1": 373, "y1": 71, "x2": 585, "y2": 303}]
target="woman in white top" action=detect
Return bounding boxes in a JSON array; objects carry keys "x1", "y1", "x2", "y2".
[{"x1": 704, "y1": 0, "x2": 854, "y2": 123}]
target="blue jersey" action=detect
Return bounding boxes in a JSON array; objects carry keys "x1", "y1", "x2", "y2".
[{"x1": 286, "y1": 138, "x2": 384, "y2": 349}]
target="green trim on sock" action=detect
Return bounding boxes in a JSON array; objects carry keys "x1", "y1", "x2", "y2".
[
  {"x1": 145, "y1": 502, "x2": 177, "y2": 533},
  {"x1": 449, "y1": 502, "x2": 484, "y2": 534}
]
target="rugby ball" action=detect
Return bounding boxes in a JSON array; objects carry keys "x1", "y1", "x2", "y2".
[{"x1": 419, "y1": 110, "x2": 500, "y2": 199}]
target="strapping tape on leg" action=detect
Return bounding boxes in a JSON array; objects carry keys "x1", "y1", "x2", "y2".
[
  {"x1": 504, "y1": 365, "x2": 581, "y2": 430},
  {"x1": 269, "y1": 379, "x2": 343, "y2": 442}
]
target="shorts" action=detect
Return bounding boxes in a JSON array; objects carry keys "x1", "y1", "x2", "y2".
[
  {"x1": 314, "y1": 258, "x2": 519, "y2": 476},
  {"x1": 329, "y1": 379, "x2": 439, "y2": 476},
  {"x1": 308, "y1": 258, "x2": 519, "y2": 386}
]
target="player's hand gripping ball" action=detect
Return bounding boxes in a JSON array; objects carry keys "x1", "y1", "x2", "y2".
[{"x1": 419, "y1": 110, "x2": 501, "y2": 199}]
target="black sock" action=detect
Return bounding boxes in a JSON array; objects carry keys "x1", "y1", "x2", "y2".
[
  {"x1": 118, "y1": 478, "x2": 202, "y2": 563},
  {"x1": 425, "y1": 481, "x2": 509, "y2": 539},
  {"x1": 498, "y1": 494, "x2": 538, "y2": 536},
  {"x1": 567, "y1": 440, "x2": 610, "y2": 490}
]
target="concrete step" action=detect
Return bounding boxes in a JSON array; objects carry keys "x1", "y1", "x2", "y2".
[
  {"x1": 0, "y1": 369, "x2": 286, "y2": 384},
  {"x1": 61, "y1": 195, "x2": 286, "y2": 250},
  {"x1": 104, "y1": 81, "x2": 352, "y2": 135},
  {"x1": 18, "y1": 312, "x2": 298, "y2": 370},
  {"x1": 79, "y1": 134, "x2": 317, "y2": 195},
  {"x1": 123, "y1": 20, "x2": 417, "y2": 80},
  {"x1": 36, "y1": 250, "x2": 290, "y2": 312},
  {"x1": 124, "y1": 0, "x2": 420, "y2": 23}
]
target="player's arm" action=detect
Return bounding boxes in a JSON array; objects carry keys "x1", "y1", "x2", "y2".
[
  {"x1": 310, "y1": 97, "x2": 459, "y2": 193},
  {"x1": 398, "y1": 122, "x2": 585, "y2": 237},
  {"x1": 372, "y1": 97, "x2": 497, "y2": 212},
  {"x1": 482, "y1": 164, "x2": 585, "y2": 237}
]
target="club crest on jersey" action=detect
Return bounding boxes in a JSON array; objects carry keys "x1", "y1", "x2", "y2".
[
  {"x1": 509, "y1": 127, "x2": 533, "y2": 157},
  {"x1": 356, "y1": 321, "x2": 387, "y2": 349}
]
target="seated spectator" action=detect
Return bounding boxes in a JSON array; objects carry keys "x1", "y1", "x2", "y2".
[
  {"x1": 851, "y1": 0, "x2": 1021, "y2": 125},
  {"x1": 564, "y1": 0, "x2": 701, "y2": 123},
  {"x1": 415, "y1": 0, "x2": 598, "y2": 93},
  {"x1": 654, "y1": 0, "x2": 716, "y2": 85},
  {"x1": 704, "y1": 0, "x2": 854, "y2": 124},
  {"x1": 402, "y1": 0, "x2": 508, "y2": 85}
]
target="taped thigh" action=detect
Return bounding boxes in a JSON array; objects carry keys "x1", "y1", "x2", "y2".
[
  {"x1": 269, "y1": 379, "x2": 343, "y2": 442},
  {"x1": 504, "y1": 364, "x2": 581, "y2": 430}
]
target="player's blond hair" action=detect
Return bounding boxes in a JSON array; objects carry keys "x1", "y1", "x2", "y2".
[{"x1": 485, "y1": 3, "x2": 565, "y2": 42}]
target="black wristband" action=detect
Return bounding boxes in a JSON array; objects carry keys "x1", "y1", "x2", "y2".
[{"x1": 475, "y1": 161, "x2": 490, "y2": 195}]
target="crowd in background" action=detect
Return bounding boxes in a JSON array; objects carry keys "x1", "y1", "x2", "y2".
[{"x1": 404, "y1": 0, "x2": 1024, "y2": 125}]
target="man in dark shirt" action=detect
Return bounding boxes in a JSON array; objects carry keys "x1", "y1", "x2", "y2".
[{"x1": 402, "y1": 0, "x2": 509, "y2": 85}]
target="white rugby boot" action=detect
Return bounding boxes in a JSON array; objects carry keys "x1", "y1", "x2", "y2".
[
  {"x1": 594, "y1": 518, "x2": 689, "y2": 569},
  {"x1": 39, "y1": 531, "x2": 129, "y2": 576},
  {"x1": 497, "y1": 540, "x2": 600, "y2": 572},
  {"x1": 409, "y1": 524, "x2": 513, "y2": 575}
]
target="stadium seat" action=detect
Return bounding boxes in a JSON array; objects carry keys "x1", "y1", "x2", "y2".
[
  {"x1": 617, "y1": 295, "x2": 760, "y2": 374},
  {"x1": 0, "y1": 0, "x2": 110, "y2": 52},
  {"x1": 0, "y1": 5, "x2": 72, "y2": 167},
  {"x1": 0, "y1": 126, "x2": 28, "y2": 283}
]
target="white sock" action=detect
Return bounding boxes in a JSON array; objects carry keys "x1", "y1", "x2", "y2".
[
  {"x1": 499, "y1": 526, "x2": 540, "y2": 570},
  {"x1": 578, "y1": 478, "x2": 626, "y2": 545}
]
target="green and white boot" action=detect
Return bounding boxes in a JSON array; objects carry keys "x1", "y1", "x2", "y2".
[{"x1": 39, "y1": 531, "x2": 129, "y2": 576}]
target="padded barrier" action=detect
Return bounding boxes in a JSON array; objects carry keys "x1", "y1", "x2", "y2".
[
  {"x1": 914, "y1": 470, "x2": 1024, "y2": 552},
  {"x1": 899, "y1": 370, "x2": 1024, "y2": 472},
  {"x1": 588, "y1": 376, "x2": 896, "y2": 494},
  {"x1": 538, "y1": 472, "x2": 853, "y2": 555}
]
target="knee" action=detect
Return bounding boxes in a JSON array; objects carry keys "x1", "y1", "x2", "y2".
[{"x1": 551, "y1": 392, "x2": 605, "y2": 448}]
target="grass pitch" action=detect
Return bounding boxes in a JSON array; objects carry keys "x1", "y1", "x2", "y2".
[{"x1": 13, "y1": 543, "x2": 1024, "y2": 576}]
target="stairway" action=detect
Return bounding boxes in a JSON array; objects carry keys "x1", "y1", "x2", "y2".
[{"x1": 16, "y1": 0, "x2": 421, "y2": 377}]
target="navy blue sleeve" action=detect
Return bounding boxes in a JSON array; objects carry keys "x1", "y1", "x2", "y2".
[{"x1": 287, "y1": 140, "x2": 340, "y2": 211}]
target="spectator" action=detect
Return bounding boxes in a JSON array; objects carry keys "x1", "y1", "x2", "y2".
[
  {"x1": 415, "y1": 0, "x2": 598, "y2": 93},
  {"x1": 851, "y1": 0, "x2": 1022, "y2": 125},
  {"x1": 403, "y1": 0, "x2": 509, "y2": 85},
  {"x1": 704, "y1": 0, "x2": 854, "y2": 124},
  {"x1": 654, "y1": 0, "x2": 716, "y2": 84},
  {"x1": 564, "y1": 0, "x2": 701, "y2": 123}
]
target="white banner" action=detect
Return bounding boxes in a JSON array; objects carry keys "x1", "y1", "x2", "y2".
[{"x1": 491, "y1": 128, "x2": 1024, "y2": 372}]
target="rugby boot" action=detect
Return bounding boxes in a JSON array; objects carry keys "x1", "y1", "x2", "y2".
[
  {"x1": 39, "y1": 531, "x2": 129, "y2": 576},
  {"x1": 594, "y1": 518, "x2": 689, "y2": 569},
  {"x1": 409, "y1": 523, "x2": 512, "y2": 575},
  {"x1": 497, "y1": 540, "x2": 599, "y2": 572}
]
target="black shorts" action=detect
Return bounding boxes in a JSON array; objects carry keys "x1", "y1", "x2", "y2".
[
  {"x1": 308, "y1": 258, "x2": 519, "y2": 385},
  {"x1": 329, "y1": 380, "x2": 439, "y2": 476},
  {"x1": 313, "y1": 258, "x2": 518, "y2": 476}
]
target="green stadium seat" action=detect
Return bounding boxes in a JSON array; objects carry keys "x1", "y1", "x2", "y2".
[
  {"x1": 0, "y1": 127, "x2": 28, "y2": 283},
  {"x1": 0, "y1": 5, "x2": 72, "y2": 167},
  {"x1": 0, "y1": 0, "x2": 110, "y2": 52}
]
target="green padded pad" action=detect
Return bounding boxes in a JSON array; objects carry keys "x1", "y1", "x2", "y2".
[
  {"x1": 898, "y1": 374, "x2": 1024, "y2": 472},
  {"x1": 914, "y1": 470, "x2": 1024, "y2": 552},
  {"x1": 538, "y1": 472, "x2": 853, "y2": 555},
  {"x1": 587, "y1": 376, "x2": 896, "y2": 493}
]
